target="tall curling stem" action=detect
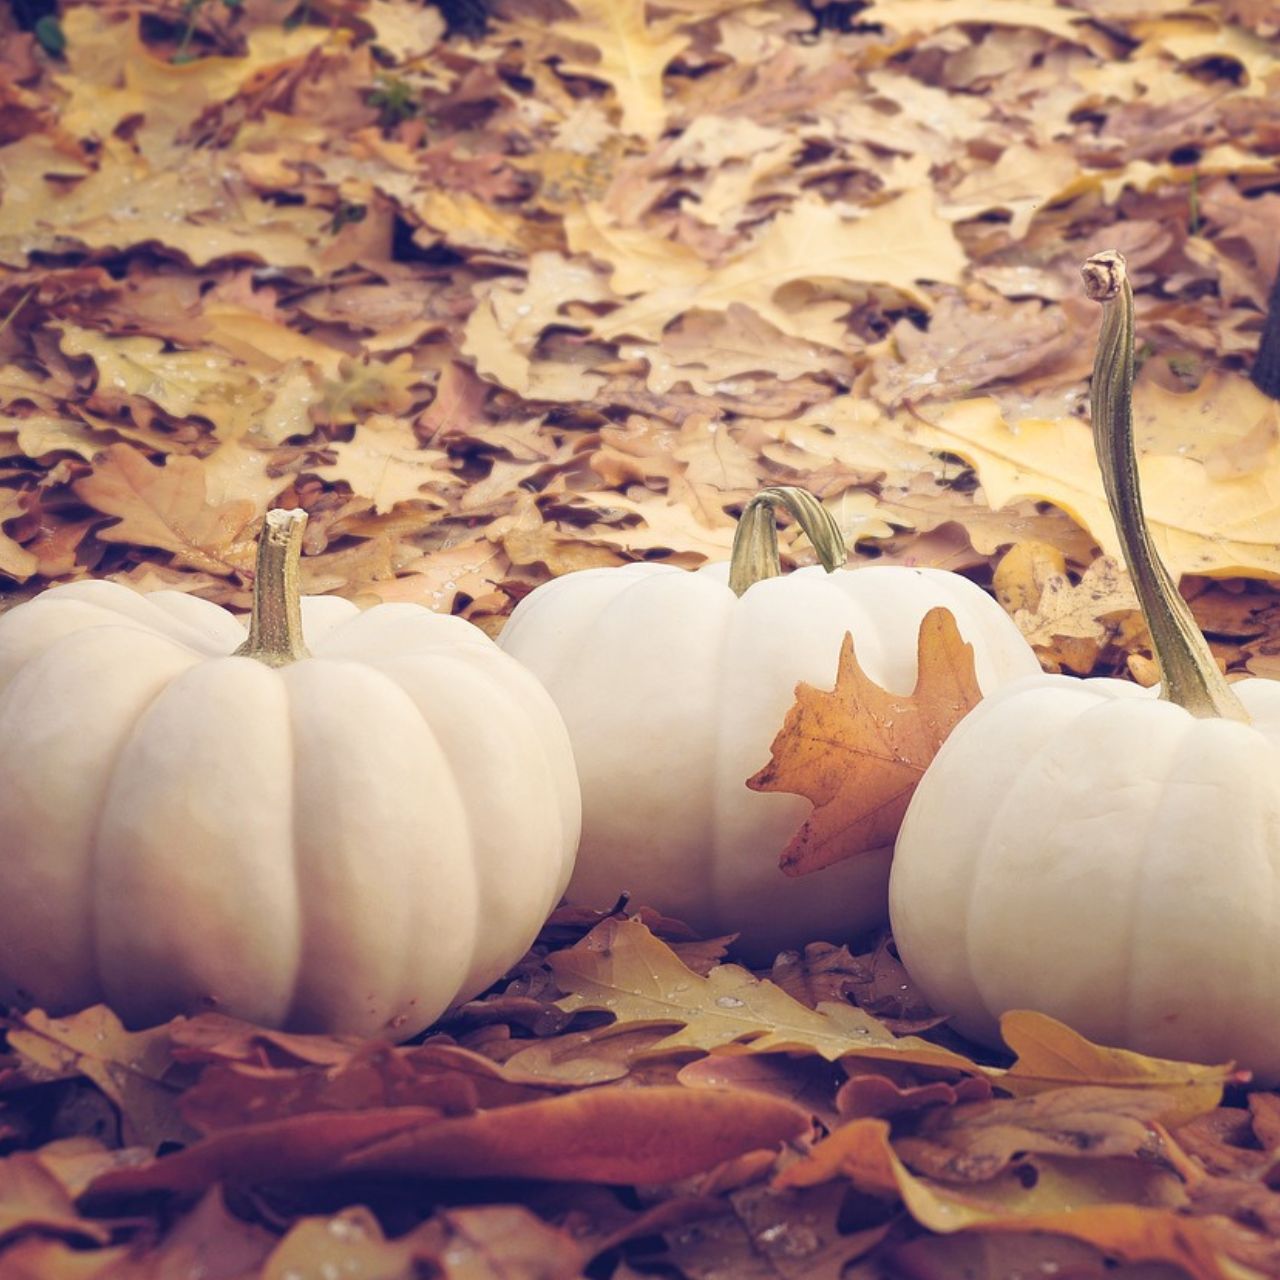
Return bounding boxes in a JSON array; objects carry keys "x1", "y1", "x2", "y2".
[
  {"x1": 234, "y1": 508, "x2": 312, "y2": 668},
  {"x1": 1084, "y1": 250, "x2": 1247, "y2": 722},
  {"x1": 728, "y1": 485, "x2": 846, "y2": 597}
]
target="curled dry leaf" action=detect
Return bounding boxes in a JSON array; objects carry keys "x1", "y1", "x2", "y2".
[{"x1": 82, "y1": 1086, "x2": 809, "y2": 1199}]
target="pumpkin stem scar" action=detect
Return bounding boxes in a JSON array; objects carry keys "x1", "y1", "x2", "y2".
[
  {"x1": 728, "y1": 486, "x2": 846, "y2": 597},
  {"x1": 234, "y1": 508, "x2": 312, "y2": 668},
  {"x1": 1084, "y1": 251, "x2": 1249, "y2": 723}
]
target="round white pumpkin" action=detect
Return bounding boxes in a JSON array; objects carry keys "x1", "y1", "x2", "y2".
[
  {"x1": 0, "y1": 512, "x2": 580, "y2": 1037},
  {"x1": 499, "y1": 533, "x2": 1040, "y2": 960},
  {"x1": 889, "y1": 672, "x2": 1280, "y2": 1074}
]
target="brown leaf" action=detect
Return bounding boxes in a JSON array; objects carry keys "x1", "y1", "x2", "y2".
[
  {"x1": 893, "y1": 1087, "x2": 1174, "y2": 1183},
  {"x1": 72, "y1": 444, "x2": 257, "y2": 576},
  {"x1": 747, "y1": 609, "x2": 983, "y2": 876},
  {"x1": 4, "y1": 1008, "x2": 196, "y2": 1149},
  {"x1": 83, "y1": 1087, "x2": 808, "y2": 1198}
]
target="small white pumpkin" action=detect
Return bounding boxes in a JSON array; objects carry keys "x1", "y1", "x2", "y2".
[
  {"x1": 0, "y1": 510, "x2": 580, "y2": 1037},
  {"x1": 499, "y1": 487, "x2": 1040, "y2": 960},
  {"x1": 890, "y1": 252, "x2": 1280, "y2": 1077}
]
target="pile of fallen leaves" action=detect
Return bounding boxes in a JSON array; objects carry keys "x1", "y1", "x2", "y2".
[
  {"x1": 3, "y1": 0, "x2": 1280, "y2": 675},
  {"x1": 6, "y1": 907, "x2": 1280, "y2": 1279},
  {"x1": 5, "y1": 0, "x2": 1280, "y2": 1274}
]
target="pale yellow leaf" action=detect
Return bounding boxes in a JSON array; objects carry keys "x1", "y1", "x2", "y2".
[
  {"x1": 312, "y1": 418, "x2": 453, "y2": 516},
  {"x1": 593, "y1": 190, "x2": 967, "y2": 342},
  {"x1": 862, "y1": 0, "x2": 1086, "y2": 41},
  {"x1": 552, "y1": 0, "x2": 690, "y2": 139},
  {"x1": 363, "y1": 0, "x2": 445, "y2": 62},
  {"x1": 906, "y1": 398, "x2": 1280, "y2": 579}
]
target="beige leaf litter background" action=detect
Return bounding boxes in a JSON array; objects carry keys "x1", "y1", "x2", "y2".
[{"x1": 4, "y1": 0, "x2": 1280, "y2": 679}]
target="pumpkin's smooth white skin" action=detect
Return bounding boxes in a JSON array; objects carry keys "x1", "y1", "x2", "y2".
[
  {"x1": 889, "y1": 672, "x2": 1280, "y2": 1074},
  {"x1": 498, "y1": 490, "x2": 1041, "y2": 962},
  {"x1": 0, "y1": 510, "x2": 581, "y2": 1038},
  {"x1": 889, "y1": 251, "x2": 1280, "y2": 1079}
]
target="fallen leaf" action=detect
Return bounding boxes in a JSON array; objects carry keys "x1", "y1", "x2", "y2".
[
  {"x1": 995, "y1": 544, "x2": 1139, "y2": 675},
  {"x1": 72, "y1": 444, "x2": 257, "y2": 575},
  {"x1": 907, "y1": 397, "x2": 1280, "y2": 580},
  {"x1": 593, "y1": 189, "x2": 968, "y2": 343},
  {"x1": 83, "y1": 1087, "x2": 808, "y2": 1198},
  {"x1": 999, "y1": 1010, "x2": 1236, "y2": 1126},
  {"x1": 776, "y1": 1118, "x2": 1237, "y2": 1279},
  {"x1": 5, "y1": 1007, "x2": 197, "y2": 1148},
  {"x1": 551, "y1": 0, "x2": 690, "y2": 140},
  {"x1": 748, "y1": 608, "x2": 983, "y2": 876},
  {"x1": 547, "y1": 917, "x2": 977, "y2": 1072}
]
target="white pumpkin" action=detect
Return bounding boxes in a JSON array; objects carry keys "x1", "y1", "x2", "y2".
[
  {"x1": 890, "y1": 251, "x2": 1280, "y2": 1077},
  {"x1": 499, "y1": 488, "x2": 1040, "y2": 960},
  {"x1": 0, "y1": 510, "x2": 580, "y2": 1037}
]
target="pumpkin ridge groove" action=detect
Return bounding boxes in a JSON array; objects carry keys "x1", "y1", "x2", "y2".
[{"x1": 88, "y1": 643, "x2": 215, "y2": 1016}]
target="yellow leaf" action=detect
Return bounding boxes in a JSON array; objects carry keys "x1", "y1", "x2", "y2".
[
  {"x1": 1132, "y1": 370, "x2": 1280, "y2": 479},
  {"x1": 906, "y1": 398, "x2": 1280, "y2": 579},
  {"x1": 861, "y1": 0, "x2": 1086, "y2": 42},
  {"x1": 999, "y1": 1010, "x2": 1235, "y2": 1126},
  {"x1": 594, "y1": 189, "x2": 967, "y2": 342},
  {"x1": 549, "y1": 917, "x2": 978, "y2": 1074},
  {"x1": 552, "y1": 0, "x2": 690, "y2": 139},
  {"x1": 311, "y1": 418, "x2": 453, "y2": 516},
  {"x1": 0, "y1": 488, "x2": 37, "y2": 583},
  {"x1": 994, "y1": 547, "x2": 1137, "y2": 674},
  {"x1": 362, "y1": 0, "x2": 445, "y2": 63},
  {"x1": 776, "y1": 1118, "x2": 1237, "y2": 1279}
]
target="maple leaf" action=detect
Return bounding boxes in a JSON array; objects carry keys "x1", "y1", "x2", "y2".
[{"x1": 747, "y1": 608, "x2": 983, "y2": 877}]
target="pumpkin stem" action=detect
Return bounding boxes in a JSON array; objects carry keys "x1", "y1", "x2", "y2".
[
  {"x1": 234, "y1": 508, "x2": 312, "y2": 668},
  {"x1": 728, "y1": 485, "x2": 846, "y2": 597},
  {"x1": 1083, "y1": 251, "x2": 1248, "y2": 722}
]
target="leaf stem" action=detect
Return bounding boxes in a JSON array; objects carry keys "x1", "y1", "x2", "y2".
[
  {"x1": 1083, "y1": 250, "x2": 1247, "y2": 722},
  {"x1": 234, "y1": 509, "x2": 312, "y2": 668},
  {"x1": 728, "y1": 486, "x2": 845, "y2": 597}
]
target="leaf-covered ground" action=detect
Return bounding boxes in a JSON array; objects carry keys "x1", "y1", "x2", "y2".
[{"x1": 4, "y1": 0, "x2": 1280, "y2": 1276}]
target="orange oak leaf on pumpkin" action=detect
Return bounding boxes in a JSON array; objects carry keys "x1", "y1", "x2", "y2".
[{"x1": 747, "y1": 607, "x2": 982, "y2": 877}]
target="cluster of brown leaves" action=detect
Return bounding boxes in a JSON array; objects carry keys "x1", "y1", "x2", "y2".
[
  {"x1": 0, "y1": 0, "x2": 1279, "y2": 673},
  {"x1": 3, "y1": 909, "x2": 1280, "y2": 1279}
]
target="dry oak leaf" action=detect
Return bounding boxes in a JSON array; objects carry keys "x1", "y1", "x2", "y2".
[
  {"x1": 73, "y1": 444, "x2": 258, "y2": 576},
  {"x1": 262, "y1": 1204, "x2": 584, "y2": 1280},
  {"x1": 774, "y1": 1117, "x2": 1242, "y2": 1280},
  {"x1": 545, "y1": 917, "x2": 977, "y2": 1074},
  {"x1": 311, "y1": 418, "x2": 454, "y2": 516},
  {"x1": 748, "y1": 607, "x2": 982, "y2": 877},
  {"x1": 593, "y1": 189, "x2": 967, "y2": 343},
  {"x1": 994, "y1": 544, "x2": 1138, "y2": 675},
  {"x1": 551, "y1": 0, "x2": 691, "y2": 140}
]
